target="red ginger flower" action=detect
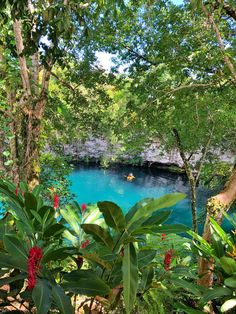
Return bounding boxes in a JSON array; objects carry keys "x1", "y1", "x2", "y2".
[
  {"x1": 164, "y1": 249, "x2": 174, "y2": 271},
  {"x1": 80, "y1": 239, "x2": 90, "y2": 249},
  {"x1": 81, "y1": 203, "x2": 87, "y2": 214},
  {"x1": 53, "y1": 194, "x2": 59, "y2": 209},
  {"x1": 15, "y1": 187, "x2": 19, "y2": 196},
  {"x1": 27, "y1": 246, "x2": 43, "y2": 290},
  {"x1": 161, "y1": 233, "x2": 166, "y2": 241}
]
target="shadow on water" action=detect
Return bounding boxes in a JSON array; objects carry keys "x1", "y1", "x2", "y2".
[{"x1": 69, "y1": 163, "x2": 233, "y2": 233}]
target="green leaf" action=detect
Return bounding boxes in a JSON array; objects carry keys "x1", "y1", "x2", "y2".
[
  {"x1": 138, "y1": 249, "x2": 156, "y2": 269},
  {"x1": 140, "y1": 266, "x2": 154, "y2": 291},
  {"x1": 125, "y1": 198, "x2": 154, "y2": 223},
  {"x1": 151, "y1": 224, "x2": 190, "y2": 234},
  {"x1": 24, "y1": 192, "x2": 38, "y2": 211},
  {"x1": 202, "y1": 286, "x2": 232, "y2": 303},
  {"x1": 122, "y1": 242, "x2": 138, "y2": 313},
  {"x1": 81, "y1": 224, "x2": 114, "y2": 249},
  {"x1": 220, "y1": 257, "x2": 236, "y2": 275},
  {"x1": 224, "y1": 276, "x2": 236, "y2": 288},
  {"x1": 52, "y1": 284, "x2": 73, "y2": 314},
  {"x1": 128, "y1": 193, "x2": 186, "y2": 226},
  {"x1": 141, "y1": 210, "x2": 172, "y2": 227},
  {"x1": 221, "y1": 299, "x2": 236, "y2": 313},
  {"x1": 43, "y1": 247, "x2": 77, "y2": 263},
  {"x1": 60, "y1": 205, "x2": 81, "y2": 236},
  {"x1": 0, "y1": 273, "x2": 26, "y2": 286},
  {"x1": 3, "y1": 234, "x2": 28, "y2": 270},
  {"x1": 97, "y1": 201, "x2": 126, "y2": 231},
  {"x1": 44, "y1": 224, "x2": 65, "y2": 238},
  {"x1": 0, "y1": 253, "x2": 27, "y2": 270},
  {"x1": 32, "y1": 278, "x2": 52, "y2": 314},
  {"x1": 62, "y1": 270, "x2": 111, "y2": 296},
  {"x1": 171, "y1": 278, "x2": 202, "y2": 296},
  {"x1": 210, "y1": 218, "x2": 233, "y2": 248}
]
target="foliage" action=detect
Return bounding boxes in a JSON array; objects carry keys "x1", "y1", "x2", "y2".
[{"x1": 184, "y1": 213, "x2": 236, "y2": 313}]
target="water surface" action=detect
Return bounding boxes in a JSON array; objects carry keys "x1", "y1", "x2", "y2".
[{"x1": 69, "y1": 164, "x2": 212, "y2": 229}]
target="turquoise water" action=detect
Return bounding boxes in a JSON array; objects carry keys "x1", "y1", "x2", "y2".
[{"x1": 69, "y1": 164, "x2": 211, "y2": 228}]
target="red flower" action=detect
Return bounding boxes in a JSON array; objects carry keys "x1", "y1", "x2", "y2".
[
  {"x1": 15, "y1": 187, "x2": 19, "y2": 196},
  {"x1": 164, "y1": 249, "x2": 174, "y2": 271},
  {"x1": 80, "y1": 240, "x2": 90, "y2": 249},
  {"x1": 161, "y1": 233, "x2": 166, "y2": 241},
  {"x1": 27, "y1": 246, "x2": 43, "y2": 290},
  {"x1": 53, "y1": 194, "x2": 59, "y2": 209},
  {"x1": 81, "y1": 203, "x2": 87, "y2": 214}
]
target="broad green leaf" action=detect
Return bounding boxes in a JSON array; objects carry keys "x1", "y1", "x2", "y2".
[
  {"x1": 43, "y1": 247, "x2": 77, "y2": 263},
  {"x1": 24, "y1": 192, "x2": 38, "y2": 211},
  {"x1": 202, "y1": 286, "x2": 232, "y2": 303},
  {"x1": 81, "y1": 224, "x2": 114, "y2": 249},
  {"x1": 151, "y1": 224, "x2": 189, "y2": 234},
  {"x1": 31, "y1": 210, "x2": 43, "y2": 224},
  {"x1": 3, "y1": 234, "x2": 28, "y2": 269},
  {"x1": 32, "y1": 278, "x2": 52, "y2": 314},
  {"x1": 224, "y1": 276, "x2": 236, "y2": 288},
  {"x1": 0, "y1": 253, "x2": 27, "y2": 270},
  {"x1": 211, "y1": 233, "x2": 225, "y2": 258},
  {"x1": 174, "y1": 302, "x2": 205, "y2": 314},
  {"x1": 140, "y1": 266, "x2": 154, "y2": 291},
  {"x1": 138, "y1": 249, "x2": 156, "y2": 269},
  {"x1": 221, "y1": 299, "x2": 236, "y2": 313},
  {"x1": 62, "y1": 270, "x2": 111, "y2": 296},
  {"x1": 122, "y1": 242, "x2": 138, "y2": 313},
  {"x1": 83, "y1": 252, "x2": 112, "y2": 270},
  {"x1": 141, "y1": 210, "x2": 172, "y2": 227},
  {"x1": 97, "y1": 201, "x2": 126, "y2": 231},
  {"x1": 210, "y1": 218, "x2": 233, "y2": 248},
  {"x1": 171, "y1": 278, "x2": 202, "y2": 296},
  {"x1": 220, "y1": 257, "x2": 236, "y2": 275},
  {"x1": 44, "y1": 224, "x2": 65, "y2": 238},
  {"x1": 52, "y1": 284, "x2": 73, "y2": 314},
  {"x1": 171, "y1": 266, "x2": 198, "y2": 279},
  {"x1": 125, "y1": 198, "x2": 154, "y2": 223},
  {"x1": 60, "y1": 206, "x2": 81, "y2": 236},
  {"x1": 128, "y1": 193, "x2": 186, "y2": 226},
  {"x1": 0, "y1": 273, "x2": 26, "y2": 286}
]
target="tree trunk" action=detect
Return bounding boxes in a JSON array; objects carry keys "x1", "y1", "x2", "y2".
[
  {"x1": 198, "y1": 169, "x2": 236, "y2": 287},
  {"x1": 172, "y1": 128, "x2": 198, "y2": 233}
]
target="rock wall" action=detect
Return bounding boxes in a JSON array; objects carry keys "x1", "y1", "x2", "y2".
[{"x1": 63, "y1": 138, "x2": 235, "y2": 168}]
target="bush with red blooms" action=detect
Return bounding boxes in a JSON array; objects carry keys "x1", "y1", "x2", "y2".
[
  {"x1": 164, "y1": 249, "x2": 174, "y2": 271},
  {"x1": 81, "y1": 203, "x2": 87, "y2": 214},
  {"x1": 27, "y1": 246, "x2": 43, "y2": 290},
  {"x1": 53, "y1": 194, "x2": 60, "y2": 209},
  {"x1": 80, "y1": 239, "x2": 90, "y2": 249}
]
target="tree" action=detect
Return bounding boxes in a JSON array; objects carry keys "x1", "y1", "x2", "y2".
[
  {"x1": 96, "y1": 0, "x2": 236, "y2": 233},
  {"x1": 0, "y1": 0, "x2": 127, "y2": 189}
]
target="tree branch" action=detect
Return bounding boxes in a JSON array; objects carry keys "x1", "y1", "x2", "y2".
[
  {"x1": 123, "y1": 45, "x2": 158, "y2": 66},
  {"x1": 12, "y1": 19, "x2": 31, "y2": 96},
  {"x1": 202, "y1": 4, "x2": 236, "y2": 84},
  {"x1": 195, "y1": 126, "x2": 214, "y2": 183}
]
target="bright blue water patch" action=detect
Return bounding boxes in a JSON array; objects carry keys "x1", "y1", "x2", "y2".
[{"x1": 69, "y1": 164, "x2": 214, "y2": 231}]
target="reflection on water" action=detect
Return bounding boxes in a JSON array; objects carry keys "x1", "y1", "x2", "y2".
[{"x1": 69, "y1": 163, "x2": 218, "y2": 231}]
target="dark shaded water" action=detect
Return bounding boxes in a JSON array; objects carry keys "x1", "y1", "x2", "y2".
[{"x1": 69, "y1": 164, "x2": 218, "y2": 231}]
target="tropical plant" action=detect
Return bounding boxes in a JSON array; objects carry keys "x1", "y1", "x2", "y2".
[
  {"x1": 62, "y1": 193, "x2": 189, "y2": 313},
  {"x1": 175, "y1": 213, "x2": 236, "y2": 313}
]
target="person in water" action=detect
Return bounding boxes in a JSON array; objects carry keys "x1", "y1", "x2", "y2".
[{"x1": 126, "y1": 173, "x2": 135, "y2": 181}]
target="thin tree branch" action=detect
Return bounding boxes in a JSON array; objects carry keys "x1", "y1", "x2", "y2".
[
  {"x1": 123, "y1": 44, "x2": 158, "y2": 66},
  {"x1": 195, "y1": 126, "x2": 214, "y2": 183}
]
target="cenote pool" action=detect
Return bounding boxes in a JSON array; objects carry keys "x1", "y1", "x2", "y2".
[{"x1": 69, "y1": 163, "x2": 218, "y2": 231}]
